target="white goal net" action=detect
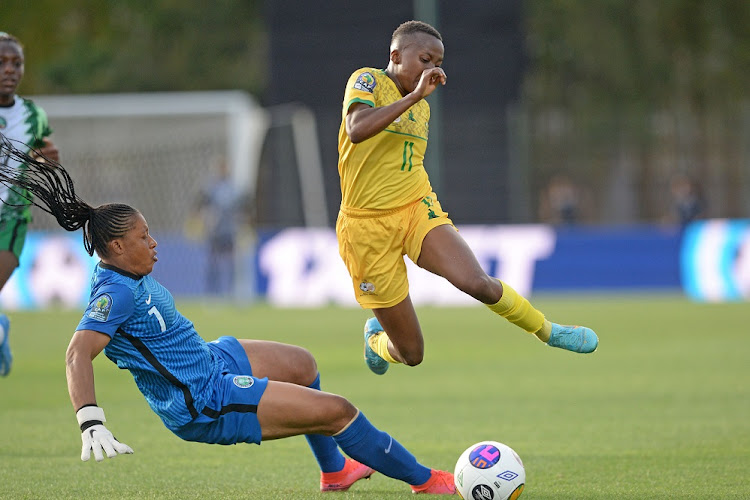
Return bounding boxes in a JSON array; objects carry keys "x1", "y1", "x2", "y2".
[
  {"x1": 30, "y1": 91, "x2": 268, "y2": 234},
  {"x1": 15, "y1": 91, "x2": 328, "y2": 303}
]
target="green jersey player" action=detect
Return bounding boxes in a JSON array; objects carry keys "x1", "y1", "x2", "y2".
[{"x1": 0, "y1": 32, "x2": 60, "y2": 377}]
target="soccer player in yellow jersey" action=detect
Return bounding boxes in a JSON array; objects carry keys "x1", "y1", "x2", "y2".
[{"x1": 336, "y1": 20, "x2": 598, "y2": 375}]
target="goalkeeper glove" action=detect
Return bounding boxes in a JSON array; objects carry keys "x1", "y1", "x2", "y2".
[{"x1": 76, "y1": 405, "x2": 133, "y2": 462}]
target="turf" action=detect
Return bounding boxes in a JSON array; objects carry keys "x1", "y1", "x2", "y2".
[{"x1": 1, "y1": 294, "x2": 748, "y2": 499}]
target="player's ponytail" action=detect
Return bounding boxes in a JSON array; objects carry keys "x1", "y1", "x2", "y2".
[{"x1": 0, "y1": 134, "x2": 138, "y2": 257}]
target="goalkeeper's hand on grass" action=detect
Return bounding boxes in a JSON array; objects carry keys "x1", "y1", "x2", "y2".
[{"x1": 76, "y1": 405, "x2": 133, "y2": 462}]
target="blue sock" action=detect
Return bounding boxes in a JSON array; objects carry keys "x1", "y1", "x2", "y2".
[
  {"x1": 333, "y1": 411, "x2": 431, "y2": 486},
  {"x1": 305, "y1": 374, "x2": 346, "y2": 473}
]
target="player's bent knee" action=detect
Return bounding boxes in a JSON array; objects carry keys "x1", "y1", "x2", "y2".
[
  {"x1": 300, "y1": 351, "x2": 319, "y2": 385},
  {"x1": 400, "y1": 349, "x2": 424, "y2": 367},
  {"x1": 392, "y1": 339, "x2": 424, "y2": 366},
  {"x1": 287, "y1": 345, "x2": 319, "y2": 386},
  {"x1": 326, "y1": 395, "x2": 358, "y2": 435}
]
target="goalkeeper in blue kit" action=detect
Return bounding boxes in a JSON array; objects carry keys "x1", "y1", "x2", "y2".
[{"x1": 0, "y1": 135, "x2": 456, "y2": 495}]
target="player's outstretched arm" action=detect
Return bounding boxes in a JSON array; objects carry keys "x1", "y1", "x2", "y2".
[{"x1": 66, "y1": 330, "x2": 133, "y2": 462}]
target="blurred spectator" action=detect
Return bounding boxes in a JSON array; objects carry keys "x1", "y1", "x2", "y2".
[
  {"x1": 538, "y1": 173, "x2": 584, "y2": 226},
  {"x1": 668, "y1": 174, "x2": 704, "y2": 227},
  {"x1": 191, "y1": 156, "x2": 249, "y2": 296}
]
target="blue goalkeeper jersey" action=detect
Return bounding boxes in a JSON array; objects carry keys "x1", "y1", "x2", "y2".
[{"x1": 77, "y1": 262, "x2": 222, "y2": 429}]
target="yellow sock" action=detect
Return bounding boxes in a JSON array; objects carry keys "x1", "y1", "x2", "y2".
[
  {"x1": 369, "y1": 332, "x2": 400, "y2": 364},
  {"x1": 487, "y1": 280, "x2": 551, "y2": 342},
  {"x1": 536, "y1": 319, "x2": 552, "y2": 343}
]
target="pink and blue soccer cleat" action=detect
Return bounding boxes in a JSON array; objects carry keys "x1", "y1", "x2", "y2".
[
  {"x1": 411, "y1": 469, "x2": 457, "y2": 495},
  {"x1": 320, "y1": 458, "x2": 375, "y2": 492}
]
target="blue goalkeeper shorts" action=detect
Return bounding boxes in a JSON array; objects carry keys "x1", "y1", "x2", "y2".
[{"x1": 172, "y1": 336, "x2": 269, "y2": 445}]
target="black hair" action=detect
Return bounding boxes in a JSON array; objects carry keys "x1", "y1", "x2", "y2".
[
  {"x1": 0, "y1": 32, "x2": 23, "y2": 48},
  {"x1": 0, "y1": 134, "x2": 138, "y2": 257},
  {"x1": 391, "y1": 20, "x2": 442, "y2": 44}
]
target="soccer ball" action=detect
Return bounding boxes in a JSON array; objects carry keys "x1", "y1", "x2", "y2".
[{"x1": 454, "y1": 441, "x2": 525, "y2": 500}]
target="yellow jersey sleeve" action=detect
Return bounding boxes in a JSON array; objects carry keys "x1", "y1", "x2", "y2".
[{"x1": 337, "y1": 68, "x2": 433, "y2": 211}]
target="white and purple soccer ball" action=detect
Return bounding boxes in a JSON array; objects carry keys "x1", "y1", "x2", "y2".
[{"x1": 454, "y1": 441, "x2": 525, "y2": 500}]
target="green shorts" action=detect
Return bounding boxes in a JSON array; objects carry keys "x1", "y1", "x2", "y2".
[{"x1": 0, "y1": 218, "x2": 28, "y2": 261}]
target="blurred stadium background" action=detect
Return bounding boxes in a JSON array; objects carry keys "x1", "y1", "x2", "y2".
[
  {"x1": 3, "y1": 3, "x2": 750, "y2": 499},
  {"x1": 2, "y1": 0, "x2": 749, "y2": 307}
]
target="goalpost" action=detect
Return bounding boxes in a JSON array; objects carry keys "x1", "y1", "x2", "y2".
[
  {"x1": 21, "y1": 91, "x2": 328, "y2": 303},
  {"x1": 30, "y1": 91, "x2": 268, "y2": 232}
]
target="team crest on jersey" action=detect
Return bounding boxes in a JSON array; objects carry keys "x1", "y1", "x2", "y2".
[
  {"x1": 233, "y1": 376, "x2": 255, "y2": 388},
  {"x1": 353, "y1": 72, "x2": 376, "y2": 93},
  {"x1": 359, "y1": 281, "x2": 375, "y2": 293},
  {"x1": 0, "y1": 117, "x2": 6, "y2": 129},
  {"x1": 88, "y1": 294, "x2": 113, "y2": 322}
]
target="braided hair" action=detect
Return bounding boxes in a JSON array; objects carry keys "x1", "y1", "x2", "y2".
[{"x1": 0, "y1": 134, "x2": 138, "y2": 257}]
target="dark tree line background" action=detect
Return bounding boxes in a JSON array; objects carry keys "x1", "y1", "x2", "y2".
[
  {"x1": 4, "y1": 0, "x2": 267, "y2": 95},
  {"x1": 9, "y1": 1, "x2": 749, "y2": 110},
  {"x1": 521, "y1": 1, "x2": 750, "y2": 222},
  {"x1": 525, "y1": 0, "x2": 750, "y2": 112},
  {"x1": 5, "y1": 0, "x2": 750, "y2": 223}
]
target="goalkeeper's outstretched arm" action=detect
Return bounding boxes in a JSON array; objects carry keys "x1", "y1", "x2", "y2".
[{"x1": 66, "y1": 329, "x2": 133, "y2": 462}]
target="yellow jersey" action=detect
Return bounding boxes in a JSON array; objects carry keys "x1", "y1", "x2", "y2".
[{"x1": 337, "y1": 68, "x2": 433, "y2": 211}]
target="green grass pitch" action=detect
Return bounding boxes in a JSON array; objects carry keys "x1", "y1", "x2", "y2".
[{"x1": 1, "y1": 294, "x2": 748, "y2": 499}]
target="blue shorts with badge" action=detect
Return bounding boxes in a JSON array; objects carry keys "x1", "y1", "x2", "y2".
[{"x1": 172, "y1": 336, "x2": 269, "y2": 445}]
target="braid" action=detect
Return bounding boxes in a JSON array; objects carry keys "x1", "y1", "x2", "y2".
[
  {"x1": 0, "y1": 134, "x2": 91, "y2": 232},
  {"x1": 87, "y1": 203, "x2": 139, "y2": 257},
  {"x1": 0, "y1": 134, "x2": 138, "y2": 257}
]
